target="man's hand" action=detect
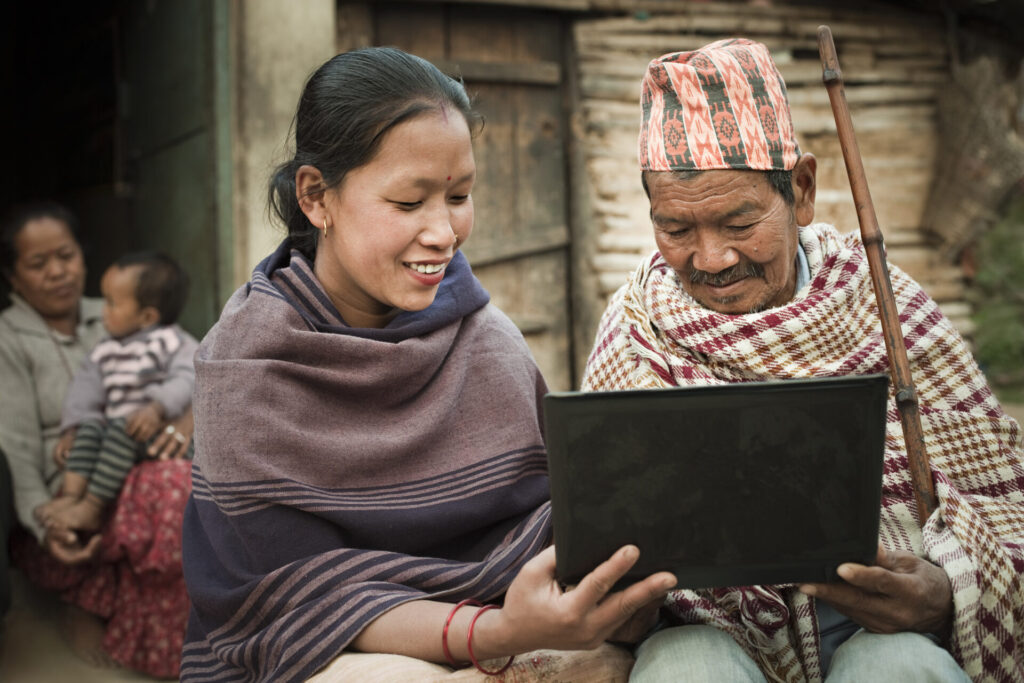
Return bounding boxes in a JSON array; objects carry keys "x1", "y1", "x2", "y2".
[
  {"x1": 799, "y1": 544, "x2": 953, "y2": 635},
  {"x1": 125, "y1": 402, "x2": 165, "y2": 442},
  {"x1": 52, "y1": 429, "x2": 76, "y2": 469}
]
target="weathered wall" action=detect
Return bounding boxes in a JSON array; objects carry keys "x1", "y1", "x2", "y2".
[
  {"x1": 571, "y1": 2, "x2": 971, "y2": 374},
  {"x1": 924, "y1": 55, "x2": 1024, "y2": 260},
  {"x1": 232, "y1": 0, "x2": 337, "y2": 284}
]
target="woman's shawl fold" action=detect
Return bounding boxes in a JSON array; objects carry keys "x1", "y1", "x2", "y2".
[
  {"x1": 181, "y1": 244, "x2": 552, "y2": 682},
  {"x1": 583, "y1": 223, "x2": 1024, "y2": 682}
]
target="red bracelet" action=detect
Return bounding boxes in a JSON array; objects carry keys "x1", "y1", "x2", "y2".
[
  {"x1": 442, "y1": 599, "x2": 481, "y2": 667},
  {"x1": 466, "y1": 604, "x2": 515, "y2": 676}
]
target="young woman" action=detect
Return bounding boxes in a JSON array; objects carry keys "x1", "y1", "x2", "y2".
[{"x1": 181, "y1": 47, "x2": 675, "y2": 682}]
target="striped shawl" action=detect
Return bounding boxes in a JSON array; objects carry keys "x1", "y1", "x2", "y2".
[
  {"x1": 582, "y1": 223, "x2": 1024, "y2": 682},
  {"x1": 181, "y1": 244, "x2": 552, "y2": 682}
]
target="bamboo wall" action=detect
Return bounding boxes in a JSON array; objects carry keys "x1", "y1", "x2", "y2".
[{"x1": 571, "y1": 2, "x2": 973, "y2": 370}]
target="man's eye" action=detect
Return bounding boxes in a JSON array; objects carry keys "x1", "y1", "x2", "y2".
[
  {"x1": 728, "y1": 223, "x2": 755, "y2": 231},
  {"x1": 393, "y1": 201, "x2": 421, "y2": 210}
]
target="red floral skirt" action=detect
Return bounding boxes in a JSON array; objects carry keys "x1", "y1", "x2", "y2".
[{"x1": 13, "y1": 459, "x2": 192, "y2": 679}]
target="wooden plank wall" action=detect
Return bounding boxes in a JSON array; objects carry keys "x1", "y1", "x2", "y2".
[
  {"x1": 342, "y1": 2, "x2": 577, "y2": 389},
  {"x1": 571, "y1": 2, "x2": 971, "y2": 373}
]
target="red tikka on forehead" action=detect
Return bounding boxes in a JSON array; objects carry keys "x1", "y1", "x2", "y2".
[{"x1": 447, "y1": 176, "x2": 452, "y2": 181}]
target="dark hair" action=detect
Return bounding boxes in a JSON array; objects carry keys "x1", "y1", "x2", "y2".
[
  {"x1": 0, "y1": 201, "x2": 81, "y2": 280},
  {"x1": 269, "y1": 47, "x2": 482, "y2": 259},
  {"x1": 640, "y1": 169, "x2": 794, "y2": 205},
  {"x1": 112, "y1": 251, "x2": 189, "y2": 325}
]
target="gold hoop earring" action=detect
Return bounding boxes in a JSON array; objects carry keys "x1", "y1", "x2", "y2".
[{"x1": 322, "y1": 217, "x2": 328, "y2": 239}]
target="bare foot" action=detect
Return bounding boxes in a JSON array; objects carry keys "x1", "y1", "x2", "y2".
[
  {"x1": 63, "y1": 605, "x2": 118, "y2": 668},
  {"x1": 52, "y1": 497, "x2": 105, "y2": 533}
]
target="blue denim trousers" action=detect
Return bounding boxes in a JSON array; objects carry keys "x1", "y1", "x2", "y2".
[{"x1": 630, "y1": 624, "x2": 970, "y2": 682}]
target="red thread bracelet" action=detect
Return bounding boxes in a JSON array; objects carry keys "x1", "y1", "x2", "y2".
[
  {"x1": 442, "y1": 599, "x2": 481, "y2": 667},
  {"x1": 466, "y1": 604, "x2": 515, "y2": 676}
]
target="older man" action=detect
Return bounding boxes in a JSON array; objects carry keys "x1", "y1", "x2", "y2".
[{"x1": 582, "y1": 39, "x2": 1024, "y2": 682}]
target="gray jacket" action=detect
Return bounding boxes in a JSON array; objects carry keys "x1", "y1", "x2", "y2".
[{"x1": 0, "y1": 295, "x2": 105, "y2": 540}]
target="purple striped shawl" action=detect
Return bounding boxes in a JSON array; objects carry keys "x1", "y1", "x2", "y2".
[{"x1": 181, "y1": 243, "x2": 552, "y2": 682}]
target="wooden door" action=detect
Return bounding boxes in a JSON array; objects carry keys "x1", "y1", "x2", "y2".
[
  {"x1": 365, "y1": 3, "x2": 575, "y2": 390},
  {"x1": 121, "y1": 0, "x2": 228, "y2": 337}
]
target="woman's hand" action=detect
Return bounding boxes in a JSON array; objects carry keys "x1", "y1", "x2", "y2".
[
  {"x1": 43, "y1": 526, "x2": 102, "y2": 566},
  {"x1": 799, "y1": 544, "x2": 953, "y2": 636},
  {"x1": 607, "y1": 594, "x2": 665, "y2": 644},
  {"x1": 473, "y1": 545, "x2": 676, "y2": 659},
  {"x1": 147, "y1": 407, "x2": 194, "y2": 460},
  {"x1": 125, "y1": 402, "x2": 166, "y2": 442}
]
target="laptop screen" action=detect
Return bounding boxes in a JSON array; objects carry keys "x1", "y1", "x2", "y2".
[{"x1": 544, "y1": 374, "x2": 889, "y2": 589}]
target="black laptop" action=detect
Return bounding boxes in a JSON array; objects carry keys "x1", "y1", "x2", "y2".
[{"x1": 543, "y1": 374, "x2": 889, "y2": 590}]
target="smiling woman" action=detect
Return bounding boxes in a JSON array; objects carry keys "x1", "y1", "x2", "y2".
[
  {"x1": 181, "y1": 47, "x2": 677, "y2": 683},
  {"x1": 296, "y1": 109, "x2": 476, "y2": 328}
]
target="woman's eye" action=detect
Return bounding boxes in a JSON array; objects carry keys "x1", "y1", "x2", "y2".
[{"x1": 449, "y1": 195, "x2": 470, "y2": 203}]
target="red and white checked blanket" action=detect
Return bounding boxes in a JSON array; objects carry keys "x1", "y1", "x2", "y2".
[{"x1": 582, "y1": 223, "x2": 1024, "y2": 682}]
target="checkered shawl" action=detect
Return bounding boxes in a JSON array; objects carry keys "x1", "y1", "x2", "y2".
[{"x1": 582, "y1": 224, "x2": 1024, "y2": 682}]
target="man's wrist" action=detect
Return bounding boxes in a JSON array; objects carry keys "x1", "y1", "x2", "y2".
[{"x1": 930, "y1": 595, "x2": 955, "y2": 643}]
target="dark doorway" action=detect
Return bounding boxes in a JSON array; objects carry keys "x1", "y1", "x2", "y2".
[
  {"x1": 2, "y1": 2, "x2": 135, "y2": 300},
  {"x1": 2, "y1": 0, "x2": 227, "y2": 338}
]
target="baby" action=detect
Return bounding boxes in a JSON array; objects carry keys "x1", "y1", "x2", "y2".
[{"x1": 37, "y1": 251, "x2": 198, "y2": 533}]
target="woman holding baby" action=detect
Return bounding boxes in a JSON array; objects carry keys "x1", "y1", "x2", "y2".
[{"x1": 0, "y1": 202, "x2": 193, "y2": 677}]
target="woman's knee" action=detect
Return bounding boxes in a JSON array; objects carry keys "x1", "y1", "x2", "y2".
[{"x1": 630, "y1": 625, "x2": 766, "y2": 682}]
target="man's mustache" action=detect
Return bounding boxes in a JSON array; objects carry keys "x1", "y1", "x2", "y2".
[{"x1": 689, "y1": 260, "x2": 765, "y2": 287}]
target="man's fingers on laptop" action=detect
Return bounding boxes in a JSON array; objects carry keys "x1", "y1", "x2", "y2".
[
  {"x1": 800, "y1": 552, "x2": 952, "y2": 634},
  {"x1": 798, "y1": 580, "x2": 897, "y2": 632},
  {"x1": 839, "y1": 551, "x2": 953, "y2": 633}
]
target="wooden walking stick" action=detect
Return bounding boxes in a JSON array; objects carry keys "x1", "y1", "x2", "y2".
[{"x1": 817, "y1": 25, "x2": 938, "y2": 523}]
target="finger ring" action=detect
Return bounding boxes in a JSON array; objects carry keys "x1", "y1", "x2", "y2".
[
  {"x1": 165, "y1": 425, "x2": 177, "y2": 435},
  {"x1": 173, "y1": 432, "x2": 187, "y2": 444}
]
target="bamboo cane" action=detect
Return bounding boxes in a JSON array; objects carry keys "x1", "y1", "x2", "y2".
[{"x1": 817, "y1": 25, "x2": 938, "y2": 524}]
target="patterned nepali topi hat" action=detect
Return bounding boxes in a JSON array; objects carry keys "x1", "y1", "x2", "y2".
[{"x1": 639, "y1": 38, "x2": 801, "y2": 172}]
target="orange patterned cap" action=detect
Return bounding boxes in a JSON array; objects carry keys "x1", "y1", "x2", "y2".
[{"x1": 639, "y1": 38, "x2": 801, "y2": 171}]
